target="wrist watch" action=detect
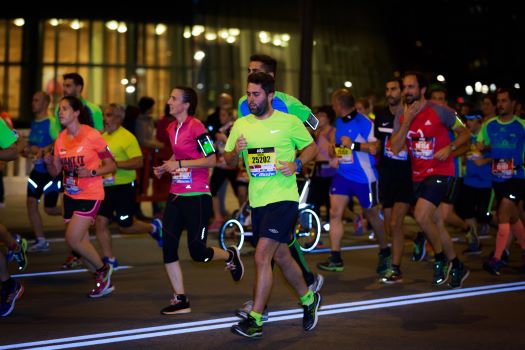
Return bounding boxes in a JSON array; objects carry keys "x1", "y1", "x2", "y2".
[
  {"x1": 450, "y1": 143, "x2": 457, "y2": 151},
  {"x1": 90, "y1": 169, "x2": 97, "y2": 177}
]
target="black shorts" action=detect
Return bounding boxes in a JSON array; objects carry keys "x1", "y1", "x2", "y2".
[
  {"x1": 97, "y1": 183, "x2": 136, "y2": 227},
  {"x1": 413, "y1": 175, "x2": 451, "y2": 207},
  {"x1": 210, "y1": 168, "x2": 239, "y2": 196},
  {"x1": 441, "y1": 177, "x2": 462, "y2": 204},
  {"x1": 251, "y1": 201, "x2": 297, "y2": 244},
  {"x1": 379, "y1": 167, "x2": 414, "y2": 208},
  {"x1": 454, "y1": 183, "x2": 493, "y2": 223},
  {"x1": 493, "y1": 178, "x2": 524, "y2": 205},
  {"x1": 27, "y1": 169, "x2": 60, "y2": 208},
  {"x1": 63, "y1": 195, "x2": 101, "y2": 223}
]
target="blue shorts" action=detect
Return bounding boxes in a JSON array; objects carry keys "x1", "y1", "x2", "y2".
[
  {"x1": 251, "y1": 201, "x2": 297, "y2": 244},
  {"x1": 330, "y1": 174, "x2": 379, "y2": 209}
]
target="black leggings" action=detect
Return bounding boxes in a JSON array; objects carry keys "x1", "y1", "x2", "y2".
[
  {"x1": 210, "y1": 167, "x2": 239, "y2": 196},
  {"x1": 162, "y1": 193, "x2": 214, "y2": 264}
]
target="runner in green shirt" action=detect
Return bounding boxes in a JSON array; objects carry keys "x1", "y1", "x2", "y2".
[
  {"x1": 55, "y1": 73, "x2": 103, "y2": 131},
  {"x1": 225, "y1": 72, "x2": 321, "y2": 338},
  {"x1": 234, "y1": 54, "x2": 324, "y2": 322},
  {"x1": 0, "y1": 119, "x2": 27, "y2": 317}
]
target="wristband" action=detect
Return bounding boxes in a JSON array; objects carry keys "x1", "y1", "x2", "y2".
[
  {"x1": 90, "y1": 169, "x2": 97, "y2": 177},
  {"x1": 295, "y1": 158, "x2": 303, "y2": 173},
  {"x1": 178, "y1": 160, "x2": 182, "y2": 169},
  {"x1": 351, "y1": 142, "x2": 361, "y2": 152}
]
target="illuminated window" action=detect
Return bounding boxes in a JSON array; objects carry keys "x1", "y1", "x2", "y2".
[{"x1": 0, "y1": 20, "x2": 23, "y2": 118}]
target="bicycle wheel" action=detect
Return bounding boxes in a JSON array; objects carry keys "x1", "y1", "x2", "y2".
[
  {"x1": 295, "y1": 208, "x2": 321, "y2": 252},
  {"x1": 219, "y1": 219, "x2": 245, "y2": 251}
]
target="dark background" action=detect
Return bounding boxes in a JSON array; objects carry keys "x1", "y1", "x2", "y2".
[{"x1": 5, "y1": 0, "x2": 524, "y2": 101}]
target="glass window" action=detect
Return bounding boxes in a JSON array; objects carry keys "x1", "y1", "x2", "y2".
[
  {"x1": 42, "y1": 19, "x2": 129, "y2": 110},
  {"x1": 8, "y1": 22, "x2": 22, "y2": 62},
  {"x1": 0, "y1": 20, "x2": 23, "y2": 119},
  {"x1": 43, "y1": 21, "x2": 58, "y2": 64}
]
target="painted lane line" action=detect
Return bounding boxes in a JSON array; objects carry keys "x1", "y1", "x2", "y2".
[
  {"x1": 20, "y1": 284, "x2": 525, "y2": 350},
  {"x1": 46, "y1": 235, "x2": 126, "y2": 243},
  {"x1": 309, "y1": 235, "x2": 490, "y2": 254},
  {"x1": 13, "y1": 266, "x2": 132, "y2": 278},
  {"x1": 3, "y1": 281, "x2": 524, "y2": 350},
  {"x1": 273, "y1": 280, "x2": 525, "y2": 315}
]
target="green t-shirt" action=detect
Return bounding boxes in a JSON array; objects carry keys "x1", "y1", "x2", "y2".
[
  {"x1": 237, "y1": 91, "x2": 311, "y2": 122},
  {"x1": 0, "y1": 118, "x2": 17, "y2": 149},
  {"x1": 102, "y1": 126, "x2": 143, "y2": 186},
  {"x1": 84, "y1": 98, "x2": 103, "y2": 131},
  {"x1": 225, "y1": 110, "x2": 313, "y2": 208}
]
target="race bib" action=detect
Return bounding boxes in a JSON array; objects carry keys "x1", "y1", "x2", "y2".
[
  {"x1": 384, "y1": 136, "x2": 408, "y2": 160},
  {"x1": 172, "y1": 168, "x2": 192, "y2": 184},
  {"x1": 335, "y1": 146, "x2": 354, "y2": 164},
  {"x1": 411, "y1": 137, "x2": 435, "y2": 160},
  {"x1": 247, "y1": 147, "x2": 276, "y2": 177},
  {"x1": 492, "y1": 158, "x2": 514, "y2": 179},
  {"x1": 64, "y1": 170, "x2": 81, "y2": 195}
]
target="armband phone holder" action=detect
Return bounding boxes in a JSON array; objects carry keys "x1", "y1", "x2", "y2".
[
  {"x1": 197, "y1": 133, "x2": 216, "y2": 156},
  {"x1": 305, "y1": 113, "x2": 319, "y2": 130}
]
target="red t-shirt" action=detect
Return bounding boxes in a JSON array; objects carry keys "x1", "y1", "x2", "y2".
[{"x1": 399, "y1": 102, "x2": 457, "y2": 182}]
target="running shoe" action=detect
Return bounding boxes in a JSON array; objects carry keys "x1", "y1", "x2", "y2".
[
  {"x1": 12, "y1": 236, "x2": 28, "y2": 271},
  {"x1": 432, "y1": 259, "x2": 451, "y2": 286},
  {"x1": 483, "y1": 257, "x2": 503, "y2": 276},
  {"x1": 377, "y1": 251, "x2": 392, "y2": 275},
  {"x1": 448, "y1": 262, "x2": 470, "y2": 289},
  {"x1": 380, "y1": 267, "x2": 403, "y2": 284},
  {"x1": 27, "y1": 239, "x2": 50, "y2": 253},
  {"x1": 0, "y1": 280, "x2": 24, "y2": 317},
  {"x1": 88, "y1": 264, "x2": 114, "y2": 298},
  {"x1": 463, "y1": 226, "x2": 482, "y2": 255},
  {"x1": 226, "y1": 246, "x2": 244, "y2": 281},
  {"x1": 150, "y1": 218, "x2": 163, "y2": 247},
  {"x1": 308, "y1": 273, "x2": 325, "y2": 293},
  {"x1": 61, "y1": 254, "x2": 83, "y2": 269},
  {"x1": 317, "y1": 258, "x2": 344, "y2": 272},
  {"x1": 412, "y1": 232, "x2": 427, "y2": 262},
  {"x1": 161, "y1": 295, "x2": 191, "y2": 315},
  {"x1": 302, "y1": 292, "x2": 321, "y2": 331},
  {"x1": 231, "y1": 314, "x2": 263, "y2": 339}
]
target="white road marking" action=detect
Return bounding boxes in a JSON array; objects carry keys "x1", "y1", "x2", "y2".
[{"x1": 2, "y1": 281, "x2": 524, "y2": 350}]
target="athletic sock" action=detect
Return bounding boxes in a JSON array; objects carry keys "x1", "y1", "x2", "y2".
[
  {"x1": 249, "y1": 311, "x2": 263, "y2": 326},
  {"x1": 495, "y1": 223, "x2": 511, "y2": 260},
  {"x1": 300, "y1": 290, "x2": 314, "y2": 306}
]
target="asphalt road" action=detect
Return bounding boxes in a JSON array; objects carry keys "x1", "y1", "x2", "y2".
[{"x1": 1, "y1": 194, "x2": 525, "y2": 350}]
